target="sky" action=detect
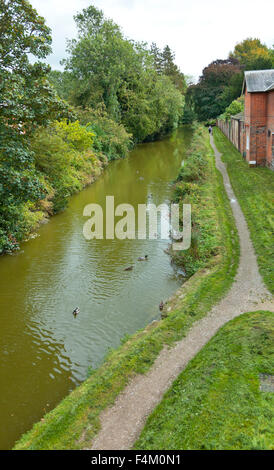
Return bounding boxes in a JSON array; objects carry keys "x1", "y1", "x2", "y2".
[{"x1": 30, "y1": 0, "x2": 274, "y2": 80}]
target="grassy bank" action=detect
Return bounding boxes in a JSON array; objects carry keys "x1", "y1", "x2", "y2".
[
  {"x1": 14, "y1": 125, "x2": 239, "y2": 450},
  {"x1": 214, "y1": 128, "x2": 274, "y2": 293},
  {"x1": 135, "y1": 311, "x2": 274, "y2": 450},
  {"x1": 170, "y1": 124, "x2": 233, "y2": 278}
]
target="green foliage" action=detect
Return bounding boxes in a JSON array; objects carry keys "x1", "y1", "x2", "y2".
[
  {"x1": 54, "y1": 120, "x2": 94, "y2": 152},
  {"x1": 171, "y1": 125, "x2": 226, "y2": 277},
  {"x1": 0, "y1": 128, "x2": 47, "y2": 252},
  {"x1": 76, "y1": 106, "x2": 132, "y2": 160},
  {"x1": 187, "y1": 59, "x2": 241, "y2": 121},
  {"x1": 218, "y1": 71, "x2": 244, "y2": 109},
  {"x1": 0, "y1": 0, "x2": 71, "y2": 253},
  {"x1": 219, "y1": 96, "x2": 244, "y2": 121},
  {"x1": 119, "y1": 73, "x2": 184, "y2": 142},
  {"x1": 47, "y1": 70, "x2": 75, "y2": 101},
  {"x1": 181, "y1": 106, "x2": 196, "y2": 124},
  {"x1": 214, "y1": 128, "x2": 274, "y2": 293},
  {"x1": 0, "y1": 0, "x2": 70, "y2": 135},
  {"x1": 30, "y1": 122, "x2": 102, "y2": 213},
  {"x1": 62, "y1": 5, "x2": 185, "y2": 143},
  {"x1": 135, "y1": 311, "x2": 274, "y2": 450},
  {"x1": 150, "y1": 43, "x2": 187, "y2": 93}
]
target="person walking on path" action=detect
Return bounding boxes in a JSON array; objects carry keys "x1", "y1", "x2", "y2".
[{"x1": 208, "y1": 125, "x2": 212, "y2": 135}]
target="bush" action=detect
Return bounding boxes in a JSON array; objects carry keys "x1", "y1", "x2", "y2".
[
  {"x1": 76, "y1": 107, "x2": 132, "y2": 161},
  {"x1": 30, "y1": 121, "x2": 103, "y2": 213},
  {"x1": 218, "y1": 96, "x2": 244, "y2": 122},
  {"x1": 54, "y1": 120, "x2": 95, "y2": 151}
]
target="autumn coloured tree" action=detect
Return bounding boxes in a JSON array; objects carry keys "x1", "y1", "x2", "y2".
[{"x1": 230, "y1": 38, "x2": 274, "y2": 70}]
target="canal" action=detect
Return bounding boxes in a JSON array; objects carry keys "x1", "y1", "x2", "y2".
[{"x1": 0, "y1": 127, "x2": 192, "y2": 449}]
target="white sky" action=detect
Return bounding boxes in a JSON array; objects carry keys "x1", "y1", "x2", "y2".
[{"x1": 30, "y1": 0, "x2": 274, "y2": 80}]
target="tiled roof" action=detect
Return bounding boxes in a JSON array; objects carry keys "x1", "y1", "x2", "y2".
[
  {"x1": 231, "y1": 112, "x2": 244, "y2": 121},
  {"x1": 243, "y1": 69, "x2": 274, "y2": 93}
]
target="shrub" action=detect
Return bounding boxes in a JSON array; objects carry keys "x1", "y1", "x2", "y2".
[
  {"x1": 30, "y1": 121, "x2": 102, "y2": 212},
  {"x1": 218, "y1": 96, "x2": 244, "y2": 122},
  {"x1": 76, "y1": 107, "x2": 132, "y2": 161},
  {"x1": 54, "y1": 120, "x2": 95, "y2": 152}
]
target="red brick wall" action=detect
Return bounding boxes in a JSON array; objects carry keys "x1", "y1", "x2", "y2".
[
  {"x1": 244, "y1": 88, "x2": 251, "y2": 125},
  {"x1": 244, "y1": 89, "x2": 251, "y2": 160},
  {"x1": 266, "y1": 90, "x2": 274, "y2": 167},
  {"x1": 240, "y1": 121, "x2": 245, "y2": 155},
  {"x1": 246, "y1": 91, "x2": 267, "y2": 165},
  {"x1": 250, "y1": 93, "x2": 267, "y2": 125}
]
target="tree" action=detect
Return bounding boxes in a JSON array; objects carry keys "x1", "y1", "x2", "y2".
[
  {"x1": 161, "y1": 45, "x2": 186, "y2": 93},
  {"x1": 188, "y1": 59, "x2": 241, "y2": 121},
  {"x1": 230, "y1": 38, "x2": 274, "y2": 70},
  {"x1": 150, "y1": 42, "x2": 163, "y2": 74},
  {"x1": 0, "y1": 0, "x2": 69, "y2": 134},
  {"x1": 63, "y1": 5, "x2": 132, "y2": 118},
  {"x1": 47, "y1": 70, "x2": 75, "y2": 102},
  {"x1": 63, "y1": 5, "x2": 185, "y2": 143},
  {"x1": 218, "y1": 71, "x2": 244, "y2": 109},
  {"x1": 0, "y1": 0, "x2": 70, "y2": 251}
]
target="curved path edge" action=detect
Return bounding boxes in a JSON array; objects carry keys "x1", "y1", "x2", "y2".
[{"x1": 90, "y1": 134, "x2": 273, "y2": 450}]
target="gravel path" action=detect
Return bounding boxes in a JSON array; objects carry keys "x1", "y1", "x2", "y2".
[{"x1": 90, "y1": 134, "x2": 273, "y2": 450}]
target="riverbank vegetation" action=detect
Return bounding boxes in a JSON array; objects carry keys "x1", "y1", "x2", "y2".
[
  {"x1": 170, "y1": 124, "x2": 236, "y2": 278},
  {"x1": 214, "y1": 128, "x2": 274, "y2": 293},
  {"x1": 135, "y1": 311, "x2": 274, "y2": 450},
  {"x1": 14, "y1": 125, "x2": 239, "y2": 450},
  {"x1": 0, "y1": 1, "x2": 185, "y2": 254}
]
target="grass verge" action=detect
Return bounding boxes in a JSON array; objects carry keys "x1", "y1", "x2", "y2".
[
  {"x1": 170, "y1": 124, "x2": 235, "y2": 278},
  {"x1": 135, "y1": 311, "x2": 274, "y2": 450},
  {"x1": 14, "y1": 126, "x2": 239, "y2": 450},
  {"x1": 214, "y1": 127, "x2": 274, "y2": 293}
]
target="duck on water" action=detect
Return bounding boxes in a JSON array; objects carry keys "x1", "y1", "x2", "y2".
[
  {"x1": 124, "y1": 255, "x2": 148, "y2": 271},
  {"x1": 72, "y1": 307, "x2": 80, "y2": 317}
]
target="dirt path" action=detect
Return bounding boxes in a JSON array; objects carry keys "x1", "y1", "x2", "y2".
[{"x1": 90, "y1": 134, "x2": 273, "y2": 450}]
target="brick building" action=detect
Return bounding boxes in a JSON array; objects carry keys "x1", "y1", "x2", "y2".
[
  {"x1": 217, "y1": 69, "x2": 274, "y2": 168},
  {"x1": 243, "y1": 69, "x2": 274, "y2": 167}
]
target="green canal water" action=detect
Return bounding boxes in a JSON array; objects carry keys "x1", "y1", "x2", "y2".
[{"x1": 0, "y1": 127, "x2": 192, "y2": 449}]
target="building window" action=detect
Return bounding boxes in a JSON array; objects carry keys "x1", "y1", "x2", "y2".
[{"x1": 246, "y1": 133, "x2": 250, "y2": 150}]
